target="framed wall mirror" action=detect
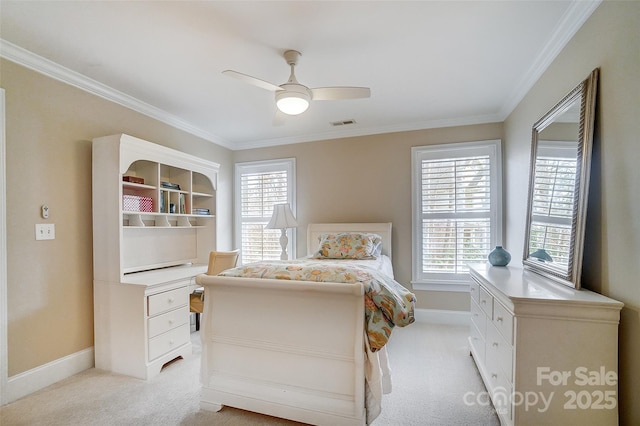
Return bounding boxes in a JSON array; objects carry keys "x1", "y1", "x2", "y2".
[{"x1": 522, "y1": 68, "x2": 599, "y2": 289}]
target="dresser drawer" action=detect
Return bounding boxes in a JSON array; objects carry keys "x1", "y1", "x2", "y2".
[
  {"x1": 470, "y1": 297, "x2": 486, "y2": 338},
  {"x1": 148, "y1": 323, "x2": 190, "y2": 361},
  {"x1": 487, "y1": 322, "x2": 514, "y2": 384},
  {"x1": 148, "y1": 305, "x2": 189, "y2": 338},
  {"x1": 148, "y1": 286, "x2": 189, "y2": 316},
  {"x1": 469, "y1": 279, "x2": 480, "y2": 303},
  {"x1": 492, "y1": 365, "x2": 513, "y2": 423},
  {"x1": 478, "y1": 286, "x2": 494, "y2": 317},
  {"x1": 470, "y1": 319, "x2": 485, "y2": 364},
  {"x1": 492, "y1": 300, "x2": 514, "y2": 345}
]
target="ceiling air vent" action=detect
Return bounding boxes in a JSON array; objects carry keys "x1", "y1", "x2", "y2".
[{"x1": 330, "y1": 119, "x2": 357, "y2": 127}]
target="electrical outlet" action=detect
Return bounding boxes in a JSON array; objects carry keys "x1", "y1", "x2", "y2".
[{"x1": 35, "y1": 223, "x2": 55, "y2": 240}]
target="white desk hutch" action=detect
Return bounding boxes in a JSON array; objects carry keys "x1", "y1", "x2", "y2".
[
  {"x1": 468, "y1": 263, "x2": 623, "y2": 426},
  {"x1": 92, "y1": 134, "x2": 219, "y2": 379}
]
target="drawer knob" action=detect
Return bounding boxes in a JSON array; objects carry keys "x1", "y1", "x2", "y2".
[
  {"x1": 481, "y1": 300, "x2": 487, "y2": 304},
  {"x1": 493, "y1": 342, "x2": 499, "y2": 347},
  {"x1": 497, "y1": 316, "x2": 503, "y2": 322},
  {"x1": 168, "y1": 298, "x2": 174, "y2": 303},
  {"x1": 492, "y1": 373, "x2": 498, "y2": 379},
  {"x1": 168, "y1": 319, "x2": 174, "y2": 325},
  {"x1": 169, "y1": 340, "x2": 174, "y2": 346}
]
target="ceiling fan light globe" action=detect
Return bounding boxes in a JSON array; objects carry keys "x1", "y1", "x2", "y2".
[
  {"x1": 277, "y1": 96, "x2": 309, "y2": 115},
  {"x1": 275, "y1": 85, "x2": 311, "y2": 115}
]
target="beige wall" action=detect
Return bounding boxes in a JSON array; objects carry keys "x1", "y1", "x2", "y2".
[
  {"x1": 0, "y1": 59, "x2": 234, "y2": 376},
  {"x1": 503, "y1": 2, "x2": 640, "y2": 425},
  {"x1": 233, "y1": 122, "x2": 503, "y2": 312}
]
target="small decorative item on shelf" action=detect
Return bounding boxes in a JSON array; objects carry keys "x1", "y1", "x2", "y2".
[
  {"x1": 122, "y1": 195, "x2": 153, "y2": 212},
  {"x1": 488, "y1": 245, "x2": 511, "y2": 266},
  {"x1": 123, "y1": 176, "x2": 144, "y2": 184}
]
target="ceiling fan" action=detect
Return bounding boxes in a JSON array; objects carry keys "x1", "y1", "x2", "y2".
[{"x1": 222, "y1": 50, "x2": 371, "y2": 116}]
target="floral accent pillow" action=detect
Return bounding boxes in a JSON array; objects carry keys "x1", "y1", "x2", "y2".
[{"x1": 313, "y1": 232, "x2": 383, "y2": 260}]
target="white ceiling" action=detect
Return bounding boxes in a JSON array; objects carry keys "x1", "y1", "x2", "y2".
[{"x1": 0, "y1": 1, "x2": 599, "y2": 150}]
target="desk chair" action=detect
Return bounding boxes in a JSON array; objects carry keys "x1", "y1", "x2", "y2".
[{"x1": 190, "y1": 250, "x2": 240, "y2": 330}]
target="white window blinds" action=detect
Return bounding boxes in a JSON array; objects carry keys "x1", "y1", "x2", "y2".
[
  {"x1": 421, "y1": 156, "x2": 492, "y2": 273},
  {"x1": 412, "y1": 141, "x2": 502, "y2": 290},
  {"x1": 235, "y1": 159, "x2": 296, "y2": 264}
]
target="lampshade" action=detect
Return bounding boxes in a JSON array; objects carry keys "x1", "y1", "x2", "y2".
[
  {"x1": 275, "y1": 85, "x2": 311, "y2": 115},
  {"x1": 266, "y1": 203, "x2": 298, "y2": 229}
]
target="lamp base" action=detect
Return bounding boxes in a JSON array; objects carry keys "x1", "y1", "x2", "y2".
[{"x1": 279, "y1": 228, "x2": 288, "y2": 260}]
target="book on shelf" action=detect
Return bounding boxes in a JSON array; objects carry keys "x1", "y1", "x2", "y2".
[
  {"x1": 161, "y1": 181, "x2": 181, "y2": 190},
  {"x1": 179, "y1": 193, "x2": 186, "y2": 214},
  {"x1": 192, "y1": 208, "x2": 211, "y2": 215}
]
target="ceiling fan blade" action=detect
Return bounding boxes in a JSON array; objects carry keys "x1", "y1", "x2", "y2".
[
  {"x1": 222, "y1": 70, "x2": 282, "y2": 92},
  {"x1": 311, "y1": 86, "x2": 371, "y2": 101}
]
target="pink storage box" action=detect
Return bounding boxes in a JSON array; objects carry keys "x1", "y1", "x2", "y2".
[{"x1": 123, "y1": 195, "x2": 153, "y2": 212}]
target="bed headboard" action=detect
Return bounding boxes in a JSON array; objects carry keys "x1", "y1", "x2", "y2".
[{"x1": 307, "y1": 223, "x2": 393, "y2": 260}]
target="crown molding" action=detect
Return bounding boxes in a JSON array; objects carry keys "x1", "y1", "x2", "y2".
[
  {"x1": 498, "y1": 0, "x2": 602, "y2": 119},
  {"x1": 0, "y1": 39, "x2": 234, "y2": 150}
]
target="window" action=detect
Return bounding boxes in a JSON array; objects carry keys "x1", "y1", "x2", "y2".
[
  {"x1": 528, "y1": 140, "x2": 578, "y2": 269},
  {"x1": 412, "y1": 140, "x2": 502, "y2": 291},
  {"x1": 235, "y1": 159, "x2": 296, "y2": 264}
]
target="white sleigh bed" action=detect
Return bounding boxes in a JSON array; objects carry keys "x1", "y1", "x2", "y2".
[{"x1": 196, "y1": 223, "x2": 413, "y2": 425}]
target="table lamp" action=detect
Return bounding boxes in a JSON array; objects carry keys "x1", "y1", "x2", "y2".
[{"x1": 266, "y1": 203, "x2": 298, "y2": 260}]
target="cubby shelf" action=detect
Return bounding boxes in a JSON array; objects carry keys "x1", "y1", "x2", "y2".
[
  {"x1": 122, "y1": 212, "x2": 215, "y2": 228},
  {"x1": 123, "y1": 182, "x2": 156, "y2": 190}
]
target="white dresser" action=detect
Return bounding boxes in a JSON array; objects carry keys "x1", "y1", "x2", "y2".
[{"x1": 468, "y1": 263, "x2": 623, "y2": 426}]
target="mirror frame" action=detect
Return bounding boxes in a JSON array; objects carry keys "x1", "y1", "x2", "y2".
[{"x1": 522, "y1": 68, "x2": 599, "y2": 289}]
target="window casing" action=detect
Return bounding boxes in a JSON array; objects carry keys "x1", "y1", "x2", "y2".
[
  {"x1": 235, "y1": 159, "x2": 296, "y2": 265},
  {"x1": 411, "y1": 140, "x2": 502, "y2": 291}
]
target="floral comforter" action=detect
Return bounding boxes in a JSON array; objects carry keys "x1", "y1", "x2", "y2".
[{"x1": 218, "y1": 259, "x2": 416, "y2": 351}]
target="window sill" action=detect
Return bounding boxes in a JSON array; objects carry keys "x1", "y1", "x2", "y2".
[{"x1": 411, "y1": 281, "x2": 470, "y2": 292}]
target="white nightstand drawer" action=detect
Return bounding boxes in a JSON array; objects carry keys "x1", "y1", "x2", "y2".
[
  {"x1": 148, "y1": 305, "x2": 189, "y2": 338},
  {"x1": 148, "y1": 324, "x2": 190, "y2": 361},
  {"x1": 478, "y1": 286, "x2": 494, "y2": 317},
  {"x1": 492, "y1": 300, "x2": 514, "y2": 345},
  {"x1": 148, "y1": 286, "x2": 189, "y2": 316}
]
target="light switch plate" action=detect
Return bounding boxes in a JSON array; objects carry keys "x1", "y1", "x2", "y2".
[{"x1": 35, "y1": 223, "x2": 55, "y2": 240}]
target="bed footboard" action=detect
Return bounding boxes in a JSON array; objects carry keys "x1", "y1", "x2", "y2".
[{"x1": 197, "y1": 274, "x2": 366, "y2": 426}]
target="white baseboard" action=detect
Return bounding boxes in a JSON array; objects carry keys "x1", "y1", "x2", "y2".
[
  {"x1": 413, "y1": 308, "x2": 470, "y2": 326},
  {"x1": 6, "y1": 347, "x2": 94, "y2": 404}
]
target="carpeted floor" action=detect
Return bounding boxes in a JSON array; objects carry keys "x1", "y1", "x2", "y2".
[{"x1": 0, "y1": 322, "x2": 499, "y2": 426}]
